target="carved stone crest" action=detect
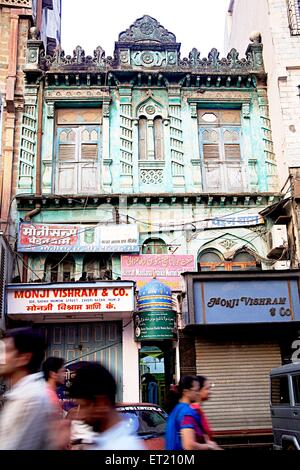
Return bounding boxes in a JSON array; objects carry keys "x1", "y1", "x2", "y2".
[{"x1": 118, "y1": 15, "x2": 177, "y2": 44}]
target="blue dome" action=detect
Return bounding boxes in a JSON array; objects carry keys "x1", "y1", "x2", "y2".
[{"x1": 137, "y1": 278, "x2": 172, "y2": 312}]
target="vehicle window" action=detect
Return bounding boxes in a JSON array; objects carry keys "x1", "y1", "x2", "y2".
[
  {"x1": 271, "y1": 376, "x2": 290, "y2": 405},
  {"x1": 119, "y1": 409, "x2": 166, "y2": 436},
  {"x1": 292, "y1": 375, "x2": 300, "y2": 405}
]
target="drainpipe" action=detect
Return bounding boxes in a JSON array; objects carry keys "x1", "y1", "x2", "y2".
[
  {"x1": 35, "y1": 79, "x2": 44, "y2": 196},
  {"x1": 22, "y1": 203, "x2": 41, "y2": 283},
  {"x1": 24, "y1": 203, "x2": 41, "y2": 222}
]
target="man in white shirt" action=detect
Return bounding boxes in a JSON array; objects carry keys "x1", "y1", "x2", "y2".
[
  {"x1": 68, "y1": 362, "x2": 144, "y2": 450},
  {"x1": 0, "y1": 328, "x2": 55, "y2": 450}
]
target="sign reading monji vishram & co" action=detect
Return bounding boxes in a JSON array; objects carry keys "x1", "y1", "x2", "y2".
[
  {"x1": 6, "y1": 282, "x2": 135, "y2": 315},
  {"x1": 193, "y1": 279, "x2": 300, "y2": 324}
]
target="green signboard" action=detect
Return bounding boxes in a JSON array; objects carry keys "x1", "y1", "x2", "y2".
[{"x1": 134, "y1": 310, "x2": 176, "y2": 341}]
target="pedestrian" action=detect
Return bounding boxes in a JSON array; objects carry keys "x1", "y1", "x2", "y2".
[
  {"x1": 165, "y1": 375, "x2": 218, "y2": 450},
  {"x1": 68, "y1": 361, "x2": 144, "y2": 450},
  {"x1": 42, "y1": 356, "x2": 65, "y2": 415},
  {"x1": 191, "y1": 375, "x2": 222, "y2": 450},
  {"x1": 0, "y1": 328, "x2": 54, "y2": 449}
]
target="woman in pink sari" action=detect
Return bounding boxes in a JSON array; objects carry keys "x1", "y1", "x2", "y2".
[{"x1": 191, "y1": 375, "x2": 222, "y2": 449}]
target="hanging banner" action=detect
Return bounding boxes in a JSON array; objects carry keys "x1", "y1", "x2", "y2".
[
  {"x1": 17, "y1": 223, "x2": 139, "y2": 252},
  {"x1": 121, "y1": 254, "x2": 195, "y2": 290}
]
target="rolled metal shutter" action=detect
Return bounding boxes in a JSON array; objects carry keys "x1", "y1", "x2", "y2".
[{"x1": 196, "y1": 339, "x2": 281, "y2": 431}]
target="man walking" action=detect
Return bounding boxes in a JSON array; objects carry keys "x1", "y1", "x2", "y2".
[
  {"x1": 42, "y1": 356, "x2": 65, "y2": 414},
  {"x1": 68, "y1": 361, "x2": 144, "y2": 450},
  {"x1": 0, "y1": 328, "x2": 54, "y2": 449}
]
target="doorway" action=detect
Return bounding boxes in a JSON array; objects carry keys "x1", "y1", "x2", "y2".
[{"x1": 139, "y1": 342, "x2": 175, "y2": 408}]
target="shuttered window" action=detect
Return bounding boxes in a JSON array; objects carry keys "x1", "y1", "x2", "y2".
[
  {"x1": 138, "y1": 117, "x2": 147, "y2": 160},
  {"x1": 198, "y1": 109, "x2": 244, "y2": 192},
  {"x1": 154, "y1": 117, "x2": 164, "y2": 160},
  {"x1": 55, "y1": 109, "x2": 101, "y2": 195}
]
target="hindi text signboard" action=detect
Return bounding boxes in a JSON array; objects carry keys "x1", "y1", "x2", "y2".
[{"x1": 18, "y1": 223, "x2": 139, "y2": 252}]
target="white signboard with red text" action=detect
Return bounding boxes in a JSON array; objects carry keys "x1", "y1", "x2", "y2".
[
  {"x1": 6, "y1": 282, "x2": 135, "y2": 320},
  {"x1": 17, "y1": 223, "x2": 139, "y2": 253}
]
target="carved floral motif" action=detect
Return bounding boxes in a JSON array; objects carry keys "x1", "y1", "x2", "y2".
[{"x1": 118, "y1": 15, "x2": 176, "y2": 44}]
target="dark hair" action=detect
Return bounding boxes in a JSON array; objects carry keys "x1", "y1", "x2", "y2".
[
  {"x1": 165, "y1": 376, "x2": 197, "y2": 413},
  {"x1": 42, "y1": 357, "x2": 65, "y2": 381},
  {"x1": 5, "y1": 328, "x2": 46, "y2": 374},
  {"x1": 68, "y1": 362, "x2": 117, "y2": 406},
  {"x1": 196, "y1": 375, "x2": 207, "y2": 390},
  {"x1": 178, "y1": 376, "x2": 198, "y2": 397}
]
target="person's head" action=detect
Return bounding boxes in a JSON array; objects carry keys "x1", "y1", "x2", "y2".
[
  {"x1": 0, "y1": 328, "x2": 46, "y2": 380},
  {"x1": 178, "y1": 375, "x2": 200, "y2": 404},
  {"x1": 42, "y1": 357, "x2": 65, "y2": 385},
  {"x1": 196, "y1": 375, "x2": 212, "y2": 402},
  {"x1": 68, "y1": 362, "x2": 117, "y2": 431}
]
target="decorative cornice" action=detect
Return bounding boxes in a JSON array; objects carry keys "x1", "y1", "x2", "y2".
[
  {"x1": 16, "y1": 193, "x2": 282, "y2": 211},
  {"x1": 44, "y1": 88, "x2": 110, "y2": 101},
  {"x1": 0, "y1": 0, "x2": 31, "y2": 7}
]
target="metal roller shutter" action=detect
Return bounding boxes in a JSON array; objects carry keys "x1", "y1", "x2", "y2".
[{"x1": 196, "y1": 339, "x2": 282, "y2": 432}]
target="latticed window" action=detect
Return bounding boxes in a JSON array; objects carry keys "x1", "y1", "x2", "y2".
[
  {"x1": 55, "y1": 108, "x2": 101, "y2": 194},
  {"x1": 198, "y1": 109, "x2": 244, "y2": 192},
  {"x1": 287, "y1": 0, "x2": 300, "y2": 35}
]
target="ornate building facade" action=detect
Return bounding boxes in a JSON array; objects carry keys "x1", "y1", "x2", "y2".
[{"x1": 8, "y1": 16, "x2": 300, "y2": 437}]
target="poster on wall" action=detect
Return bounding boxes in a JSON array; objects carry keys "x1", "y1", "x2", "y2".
[
  {"x1": 121, "y1": 254, "x2": 195, "y2": 291},
  {"x1": 17, "y1": 223, "x2": 139, "y2": 253}
]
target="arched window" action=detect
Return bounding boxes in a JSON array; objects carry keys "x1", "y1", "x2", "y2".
[
  {"x1": 138, "y1": 117, "x2": 147, "y2": 160},
  {"x1": 44, "y1": 254, "x2": 75, "y2": 283},
  {"x1": 231, "y1": 250, "x2": 259, "y2": 271},
  {"x1": 154, "y1": 117, "x2": 164, "y2": 160},
  {"x1": 142, "y1": 238, "x2": 168, "y2": 254},
  {"x1": 198, "y1": 250, "x2": 225, "y2": 271}
]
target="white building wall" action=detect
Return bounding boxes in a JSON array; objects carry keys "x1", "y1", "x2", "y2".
[
  {"x1": 122, "y1": 319, "x2": 140, "y2": 402},
  {"x1": 225, "y1": 0, "x2": 300, "y2": 186}
]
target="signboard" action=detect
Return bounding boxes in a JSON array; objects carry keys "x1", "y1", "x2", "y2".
[
  {"x1": 121, "y1": 255, "x2": 195, "y2": 291},
  {"x1": 193, "y1": 279, "x2": 300, "y2": 325},
  {"x1": 18, "y1": 223, "x2": 139, "y2": 253},
  {"x1": 6, "y1": 282, "x2": 135, "y2": 315},
  {"x1": 134, "y1": 311, "x2": 177, "y2": 341}
]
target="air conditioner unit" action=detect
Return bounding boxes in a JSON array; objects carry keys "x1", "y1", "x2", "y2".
[
  {"x1": 273, "y1": 260, "x2": 291, "y2": 270},
  {"x1": 267, "y1": 225, "x2": 288, "y2": 258}
]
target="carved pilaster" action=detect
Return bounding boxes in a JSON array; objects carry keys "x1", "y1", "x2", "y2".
[
  {"x1": 119, "y1": 86, "x2": 133, "y2": 191},
  {"x1": 24, "y1": 28, "x2": 44, "y2": 73}
]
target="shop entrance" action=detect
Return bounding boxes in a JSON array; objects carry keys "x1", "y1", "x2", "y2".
[{"x1": 139, "y1": 342, "x2": 175, "y2": 408}]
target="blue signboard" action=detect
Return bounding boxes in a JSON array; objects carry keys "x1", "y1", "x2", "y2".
[{"x1": 193, "y1": 279, "x2": 300, "y2": 324}]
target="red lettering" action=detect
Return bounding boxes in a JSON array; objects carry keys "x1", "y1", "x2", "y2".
[
  {"x1": 113, "y1": 288, "x2": 125, "y2": 296},
  {"x1": 14, "y1": 291, "x2": 24, "y2": 299},
  {"x1": 89, "y1": 289, "x2": 98, "y2": 297}
]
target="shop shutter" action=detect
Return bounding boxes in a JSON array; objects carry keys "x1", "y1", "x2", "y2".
[
  {"x1": 36, "y1": 321, "x2": 123, "y2": 400},
  {"x1": 195, "y1": 339, "x2": 281, "y2": 432}
]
